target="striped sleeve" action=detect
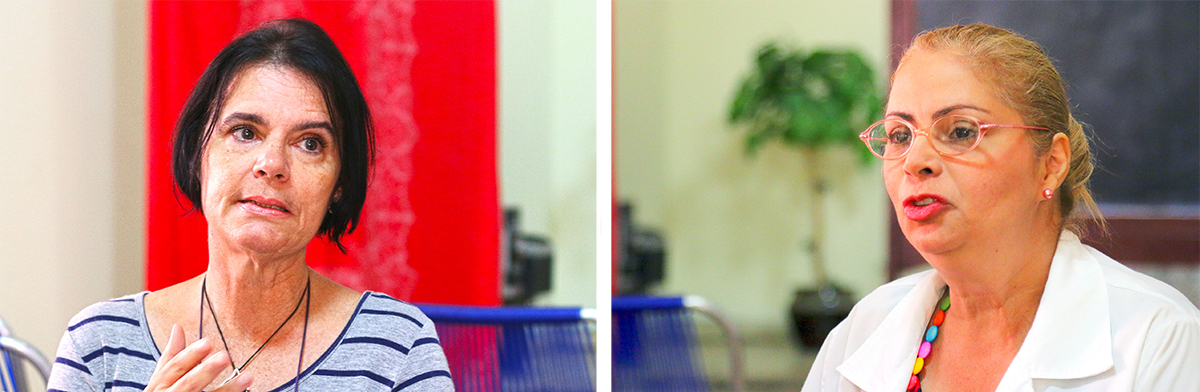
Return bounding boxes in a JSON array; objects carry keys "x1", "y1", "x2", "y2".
[
  {"x1": 368, "y1": 294, "x2": 453, "y2": 392},
  {"x1": 291, "y1": 293, "x2": 452, "y2": 391},
  {"x1": 47, "y1": 295, "x2": 157, "y2": 392},
  {"x1": 47, "y1": 326, "x2": 102, "y2": 392}
]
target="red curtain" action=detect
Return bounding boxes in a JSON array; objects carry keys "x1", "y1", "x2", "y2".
[{"x1": 147, "y1": 0, "x2": 499, "y2": 306}]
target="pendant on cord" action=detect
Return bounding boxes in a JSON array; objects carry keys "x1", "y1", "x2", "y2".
[{"x1": 199, "y1": 270, "x2": 312, "y2": 392}]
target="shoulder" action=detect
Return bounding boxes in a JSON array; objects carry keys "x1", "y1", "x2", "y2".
[
  {"x1": 825, "y1": 270, "x2": 930, "y2": 353},
  {"x1": 828, "y1": 270, "x2": 930, "y2": 347},
  {"x1": 802, "y1": 271, "x2": 931, "y2": 392},
  {"x1": 329, "y1": 292, "x2": 451, "y2": 390},
  {"x1": 1087, "y1": 245, "x2": 1200, "y2": 322},
  {"x1": 65, "y1": 292, "x2": 150, "y2": 346},
  {"x1": 856, "y1": 270, "x2": 928, "y2": 308},
  {"x1": 338, "y1": 292, "x2": 440, "y2": 358},
  {"x1": 353, "y1": 292, "x2": 439, "y2": 338},
  {"x1": 842, "y1": 270, "x2": 930, "y2": 331},
  {"x1": 1079, "y1": 244, "x2": 1200, "y2": 388},
  {"x1": 63, "y1": 292, "x2": 157, "y2": 364},
  {"x1": 49, "y1": 293, "x2": 157, "y2": 391}
]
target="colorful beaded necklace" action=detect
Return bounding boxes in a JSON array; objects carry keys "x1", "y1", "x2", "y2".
[{"x1": 907, "y1": 287, "x2": 950, "y2": 392}]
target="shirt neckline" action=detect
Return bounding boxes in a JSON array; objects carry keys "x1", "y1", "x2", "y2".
[
  {"x1": 835, "y1": 232, "x2": 1114, "y2": 391},
  {"x1": 135, "y1": 290, "x2": 374, "y2": 391}
]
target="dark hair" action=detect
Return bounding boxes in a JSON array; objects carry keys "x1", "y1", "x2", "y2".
[{"x1": 172, "y1": 18, "x2": 374, "y2": 253}]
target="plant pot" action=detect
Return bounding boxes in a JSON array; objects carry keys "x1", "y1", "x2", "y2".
[{"x1": 790, "y1": 283, "x2": 854, "y2": 349}]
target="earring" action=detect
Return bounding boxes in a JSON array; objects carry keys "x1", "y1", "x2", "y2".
[{"x1": 1043, "y1": 189, "x2": 1054, "y2": 199}]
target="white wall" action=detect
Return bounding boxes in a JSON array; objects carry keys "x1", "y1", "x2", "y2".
[
  {"x1": 499, "y1": 0, "x2": 598, "y2": 308},
  {"x1": 615, "y1": 0, "x2": 891, "y2": 332},
  {"x1": 0, "y1": 0, "x2": 147, "y2": 363}
]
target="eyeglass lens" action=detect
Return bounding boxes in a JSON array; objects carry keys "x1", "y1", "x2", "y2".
[{"x1": 866, "y1": 115, "x2": 982, "y2": 158}]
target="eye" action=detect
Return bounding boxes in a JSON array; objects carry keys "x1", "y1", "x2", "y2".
[
  {"x1": 888, "y1": 126, "x2": 912, "y2": 144},
  {"x1": 299, "y1": 136, "x2": 326, "y2": 153},
  {"x1": 232, "y1": 127, "x2": 256, "y2": 142},
  {"x1": 947, "y1": 122, "x2": 979, "y2": 142}
]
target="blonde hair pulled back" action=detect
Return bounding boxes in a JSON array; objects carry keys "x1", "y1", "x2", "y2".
[{"x1": 900, "y1": 23, "x2": 1103, "y2": 233}]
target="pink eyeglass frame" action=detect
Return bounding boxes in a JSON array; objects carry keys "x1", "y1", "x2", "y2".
[{"x1": 858, "y1": 115, "x2": 1052, "y2": 160}]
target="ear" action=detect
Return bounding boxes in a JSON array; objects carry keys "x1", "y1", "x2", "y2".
[
  {"x1": 331, "y1": 188, "x2": 343, "y2": 203},
  {"x1": 1041, "y1": 133, "x2": 1071, "y2": 192}
]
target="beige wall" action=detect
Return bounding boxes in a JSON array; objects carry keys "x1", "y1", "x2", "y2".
[
  {"x1": 0, "y1": 0, "x2": 147, "y2": 362},
  {"x1": 616, "y1": 0, "x2": 892, "y2": 331},
  {"x1": 499, "y1": 0, "x2": 598, "y2": 308}
]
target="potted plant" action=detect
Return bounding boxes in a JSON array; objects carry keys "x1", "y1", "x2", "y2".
[{"x1": 728, "y1": 42, "x2": 881, "y2": 348}]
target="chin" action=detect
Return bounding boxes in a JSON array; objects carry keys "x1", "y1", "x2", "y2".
[
  {"x1": 228, "y1": 225, "x2": 301, "y2": 255},
  {"x1": 900, "y1": 221, "x2": 964, "y2": 257}
]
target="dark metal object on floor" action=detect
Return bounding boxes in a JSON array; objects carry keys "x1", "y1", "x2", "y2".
[
  {"x1": 502, "y1": 208, "x2": 554, "y2": 305},
  {"x1": 617, "y1": 201, "x2": 667, "y2": 295},
  {"x1": 790, "y1": 283, "x2": 853, "y2": 349}
]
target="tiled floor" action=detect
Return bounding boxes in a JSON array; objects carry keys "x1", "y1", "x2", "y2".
[{"x1": 699, "y1": 327, "x2": 817, "y2": 392}]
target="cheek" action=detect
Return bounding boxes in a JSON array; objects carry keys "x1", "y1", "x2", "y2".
[
  {"x1": 199, "y1": 145, "x2": 242, "y2": 209},
  {"x1": 950, "y1": 164, "x2": 1028, "y2": 213},
  {"x1": 881, "y1": 162, "x2": 904, "y2": 203},
  {"x1": 976, "y1": 150, "x2": 1040, "y2": 199},
  {"x1": 296, "y1": 158, "x2": 341, "y2": 208}
]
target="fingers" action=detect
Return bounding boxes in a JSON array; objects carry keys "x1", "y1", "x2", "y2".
[
  {"x1": 154, "y1": 324, "x2": 187, "y2": 374},
  {"x1": 148, "y1": 324, "x2": 187, "y2": 388},
  {"x1": 146, "y1": 338, "x2": 214, "y2": 391},
  {"x1": 212, "y1": 373, "x2": 254, "y2": 392},
  {"x1": 169, "y1": 350, "x2": 233, "y2": 391},
  {"x1": 168, "y1": 324, "x2": 187, "y2": 356}
]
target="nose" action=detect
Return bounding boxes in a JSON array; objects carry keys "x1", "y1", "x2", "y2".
[
  {"x1": 902, "y1": 133, "x2": 942, "y2": 178},
  {"x1": 253, "y1": 142, "x2": 290, "y2": 182}
]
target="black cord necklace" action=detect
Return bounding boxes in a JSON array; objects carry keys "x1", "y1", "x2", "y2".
[{"x1": 200, "y1": 271, "x2": 311, "y2": 392}]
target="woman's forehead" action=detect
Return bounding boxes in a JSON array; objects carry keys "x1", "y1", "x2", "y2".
[
  {"x1": 217, "y1": 65, "x2": 330, "y2": 122},
  {"x1": 887, "y1": 49, "x2": 1012, "y2": 121}
]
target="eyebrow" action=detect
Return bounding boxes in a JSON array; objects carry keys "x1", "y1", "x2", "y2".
[
  {"x1": 885, "y1": 104, "x2": 992, "y2": 123},
  {"x1": 885, "y1": 111, "x2": 916, "y2": 123},
  {"x1": 934, "y1": 104, "x2": 990, "y2": 118},
  {"x1": 221, "y1": 112, "x2": 267, "y2": 128},
  {"x1": 295, "y1": 120, "x2": 334, "y2": 133},
  {"x1": 220, "y1": 112, "x2": 332, "y2": 133}
]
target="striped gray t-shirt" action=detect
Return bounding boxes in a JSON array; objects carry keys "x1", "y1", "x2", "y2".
[{"x1": 48, "y1": 291, "x2": 454, "y2": 391}]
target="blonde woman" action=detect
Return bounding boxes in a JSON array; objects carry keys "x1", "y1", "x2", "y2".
[{"x1": 802, "y1": 24, "x2": 1200, "y2": 392}]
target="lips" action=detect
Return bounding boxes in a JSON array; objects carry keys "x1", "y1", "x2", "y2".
[
  {"x1": 238, "y1": 196, "x2": 291, "y2": 216},
  {"x1": 902, "y1": 194, "x2": 947, "y2": 221}
]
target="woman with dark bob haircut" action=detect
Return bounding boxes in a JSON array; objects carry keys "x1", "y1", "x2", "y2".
[{"x1": 49, "y1": 19, "x2": 452, "y2": 392}]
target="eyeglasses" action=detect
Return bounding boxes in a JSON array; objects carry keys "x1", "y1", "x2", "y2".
[{"x1": 859, "y1": 114, "x2": 1051, "y2": 160}]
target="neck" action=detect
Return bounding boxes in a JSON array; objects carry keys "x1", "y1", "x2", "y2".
[
  {"x1": 925, "y1": 225, "x2": 1060, "y2": 331},
  {"x1": 203, "y1": 236, "x2": 311, "y2": 339}
]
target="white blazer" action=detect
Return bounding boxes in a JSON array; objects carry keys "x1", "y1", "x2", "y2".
[{"x1": 802, "y1": 231, "x2": 1200, "y2": 392}]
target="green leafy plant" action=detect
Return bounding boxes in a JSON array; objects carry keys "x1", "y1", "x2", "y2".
[
  {"x1": 728, "y1": 42, "x2": 881, "y2": 284},
  {"x1": 730, "y1": 43, "x2": 881, "y2": 159}
]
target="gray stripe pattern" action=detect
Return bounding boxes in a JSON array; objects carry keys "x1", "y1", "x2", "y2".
[{"x1": 47, "y1": 291, "x2": 453, "y2": 391}]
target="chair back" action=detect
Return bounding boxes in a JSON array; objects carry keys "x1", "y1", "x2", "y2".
[
  {"x1": 612, "y1": 296, "x2": 744, "y2": 392},
  {"x1": 418, "y1": 304, "x2": 596, "y2": 392},
  {"x1": 0, "y1": 317, "x2": 50, "y2": 392}
]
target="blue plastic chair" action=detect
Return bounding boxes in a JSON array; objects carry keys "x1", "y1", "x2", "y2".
[
  {"x1": 0, "y1": 316, "x2": 49, "y2": 392},
  {"x1": 417, "y1": 304, "x2": 596, "y2": 392},
  {"x1": 612, "y1": 296, "x2": 744, "y2": 392}
]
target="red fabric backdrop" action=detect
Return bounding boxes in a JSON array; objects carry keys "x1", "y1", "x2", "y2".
[{"x1": 147, "y1": 0, "x2": 499, "y2": 306}]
